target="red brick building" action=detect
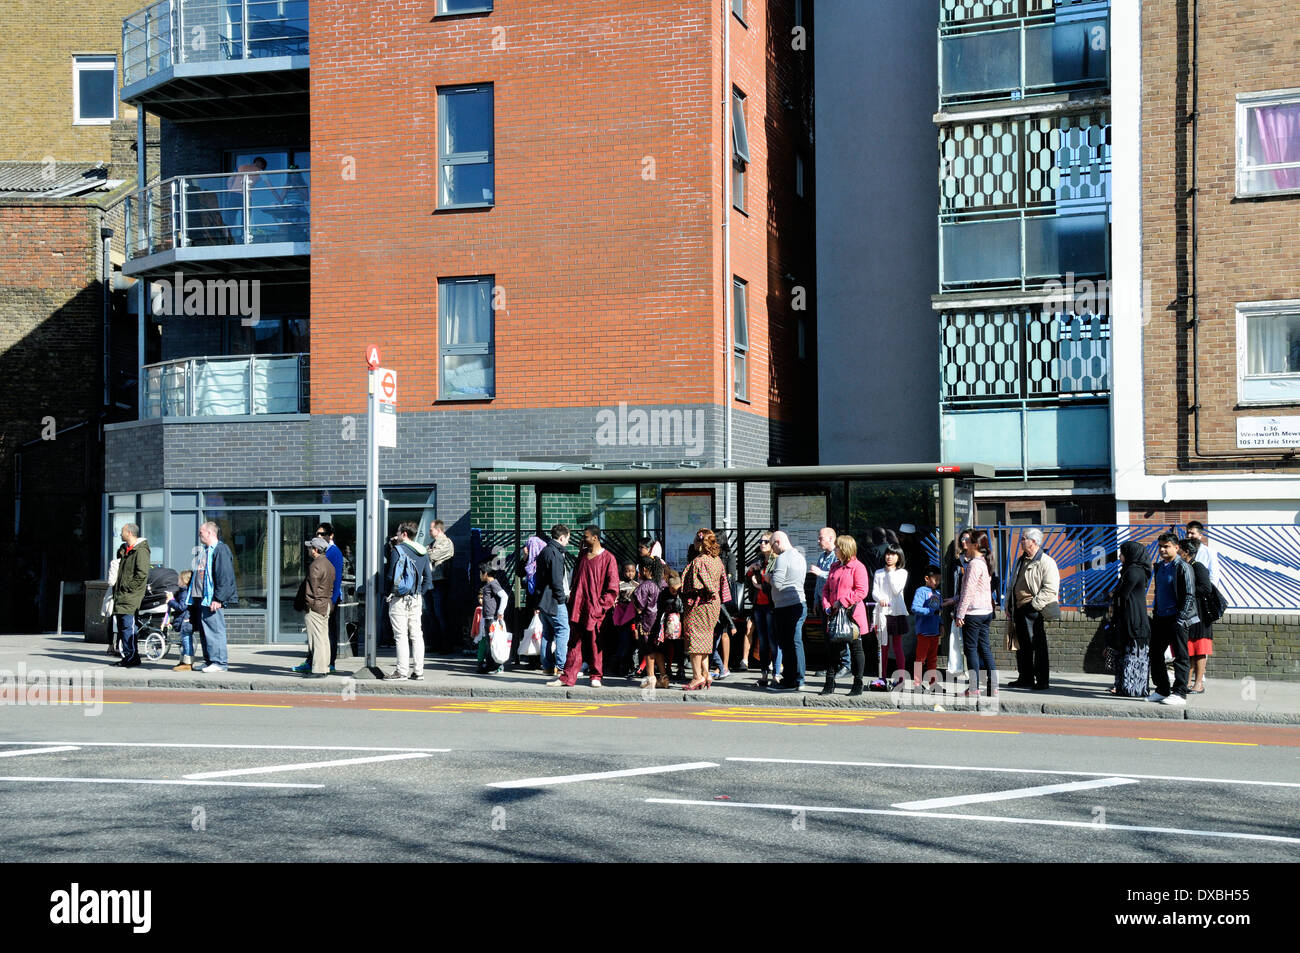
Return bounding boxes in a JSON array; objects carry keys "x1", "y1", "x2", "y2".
[{"x1": 105, "y1": 0, "x2": 814, "y2": 643}]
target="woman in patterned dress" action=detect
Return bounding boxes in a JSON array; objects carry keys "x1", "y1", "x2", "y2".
[
  {"x1": 1108, "y1": 540, "x2": 1152, "y2": 697},
  {"x1": 682, "y1": 528, "x2": 725, "y2": 691}
]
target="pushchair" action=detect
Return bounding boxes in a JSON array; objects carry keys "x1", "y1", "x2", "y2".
[{"x1": 136, "y1": 567, "x2": 184, "y2": 662}]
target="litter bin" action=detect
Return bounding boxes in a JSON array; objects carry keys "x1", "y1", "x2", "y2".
[
  {"x1": 335, "y1": 601, "x2": 360, "y2": 658},
  {"x1": 84, "y1": 581, "x2": 111, "y2": 643}
]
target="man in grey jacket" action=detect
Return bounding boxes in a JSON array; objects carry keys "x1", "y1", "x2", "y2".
[
  {"x1": 1003, "y1": 528, "x2": 1061, "y2": 690},
  {"x1": 767, "y1": 531, "x2": 808, "y2": 691}
]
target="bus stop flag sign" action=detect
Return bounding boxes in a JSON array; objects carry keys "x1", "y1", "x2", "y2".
[{"x1": 376, "y1": 368, "x2": 396, "y2": 448}]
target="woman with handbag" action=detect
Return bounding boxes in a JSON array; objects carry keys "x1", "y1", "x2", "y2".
[
  {"x1": 1107, "y1": 540, "x2": 1152, "y2": 697},
  {"x1": 820, "y1": 534, "x2": 870, "y2": 696}
]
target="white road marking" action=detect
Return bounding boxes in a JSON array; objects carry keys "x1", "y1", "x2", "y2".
[
  {"x1": 646, "y1": 798, "x2": 1300, "y2": 845},
  {"x1": 183, "y1": 751, "x2": 435, "y2": 780},
  {"x1": 488, "y1": 761, "x2": 719, "y2": 789},
  {"x1": 1, "y1": 741, "x2": 450, "y2": 753},
  {"x1": 892, "y1": 777, "x2": 1137, "y2": 811},
  {"x1": 0, "y1": 746, "x2": 80, "y2": 759},
  {"x1": 0, "y1": 775, "x2": 321, "y2": 789},
  {"x1": 726, "y1": 757, "x2": 1300, "y2": 790}
]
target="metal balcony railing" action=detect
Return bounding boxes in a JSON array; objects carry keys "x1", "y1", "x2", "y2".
[
  {"x1": 939, "y1": 0, "x2": 1108, "y2": 107},
  {"x1": 939, "y1": 205, "x2": 1109, "y2": 293},
  {"x1": 124, "y1": 0, "x2": 309, "y2": 86},
  {"x1": 142, "y1": 353, "x2": 309, "y2": 418},
  {"x1": 124, "y1": 168, "x2": 310, "y2": 260}
]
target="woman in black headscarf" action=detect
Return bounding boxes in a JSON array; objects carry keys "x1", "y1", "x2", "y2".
[{"x1": 1107, "y1": 541, "x2": 1152, "y2": 697}]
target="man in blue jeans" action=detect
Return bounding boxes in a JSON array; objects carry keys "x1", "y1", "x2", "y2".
[
  {"x1": 534, "y1": 524, "x2": 571, "y2": 676},
  {"x1": 767, "y1": 531, "x2": 808, "y2": 691},
  {"x1": 190, "y1": 520, "x2": 238, "y2": 674}
]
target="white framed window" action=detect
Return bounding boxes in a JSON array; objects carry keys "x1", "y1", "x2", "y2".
[
  {"x1": 439, "y1": 276, "x2": 495, "y2": 399},
  {"x1": 1236, "y1": 89, "x2": 1300, "y2": 197},
  {"x1": 732, "y1": 89, "x2": 750, "y2": 213},
  {"x1": 733, "y1": 277, "x2": 749, "y2": 401},
  {"x1": 1237, "y1": 300, "x2": 1300, "y2": 405},
  {"x1": 74, "y1": 56, "x2": 117, "y2": 125},
  {"x1": 438, "y1": 84, "x2": 495, "y2": 209}
]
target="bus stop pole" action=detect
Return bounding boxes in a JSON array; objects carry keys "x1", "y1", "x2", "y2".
[{"x1": 940, "y1": 476, "x2": 955, "y2": 596}]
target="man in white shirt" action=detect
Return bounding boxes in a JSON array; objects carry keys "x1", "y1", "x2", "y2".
[
  {"x1": 767, "y1": 531, "x2": 808, "y2": 691},
  {"x1": 1185, "y1": 521, "x2": 1220, "y2": 587}
]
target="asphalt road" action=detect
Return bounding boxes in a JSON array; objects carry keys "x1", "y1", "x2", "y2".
[{"x1": 2, "y1": 695, "x2": 1298, "y2": 863}]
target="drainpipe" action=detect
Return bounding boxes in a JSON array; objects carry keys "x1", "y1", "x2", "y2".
[
  {"x1": 722, "y1": 0, "x2": 734, "y2": 527},
  {"x1": 136, "y1": 106, "x2": 147, "y2": 417}
]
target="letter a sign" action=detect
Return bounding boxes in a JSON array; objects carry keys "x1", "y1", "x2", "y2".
[{"x1": 366, "y1": 345, "x2": 381, "y2": 370}]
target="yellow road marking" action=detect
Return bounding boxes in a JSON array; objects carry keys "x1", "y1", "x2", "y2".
[
  {"x1": 200, "y1": 703, "x2": 293, "y2": 709},
  {"x1": 1138, "y1": 737, "x2": 1258, "y2": 747},
  {"x1": 908, "y1": 727, "x2": 1021, "y2": 735}
]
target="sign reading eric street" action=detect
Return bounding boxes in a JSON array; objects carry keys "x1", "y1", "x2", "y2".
[{"x1": 1237, "y1": 416, "x2": 1300, "y2": 449}]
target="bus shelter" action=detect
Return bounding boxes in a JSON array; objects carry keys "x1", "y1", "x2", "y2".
[{"x1": 475, "y1": 462, "x2": 994, "y2": 589}]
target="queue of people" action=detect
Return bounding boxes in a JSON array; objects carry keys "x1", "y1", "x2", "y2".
[{"x1": 104, "y1": 516, "x2": 1228, "y2": 702}]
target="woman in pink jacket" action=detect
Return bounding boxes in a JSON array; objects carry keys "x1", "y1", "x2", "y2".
[{"x1": 819, "y1": 534, "x2": 870, "y2": 696}]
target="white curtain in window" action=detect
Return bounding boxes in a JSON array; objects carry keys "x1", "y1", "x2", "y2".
[
  {"x1": 1247, "y1": 313, "x2": 1297, "y2": 375},
  {"x1": 442, "y1": 280, "x2": 491, "y2": 345}
]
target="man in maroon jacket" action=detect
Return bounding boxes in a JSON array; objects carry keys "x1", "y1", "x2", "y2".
[{"x1": 549, "y1": 525, "x2": 619, "y2": 688}]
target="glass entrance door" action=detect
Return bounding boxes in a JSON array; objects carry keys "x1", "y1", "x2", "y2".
[{"x1": 273, "y1": 513, "x2": 316, "y2": 643}]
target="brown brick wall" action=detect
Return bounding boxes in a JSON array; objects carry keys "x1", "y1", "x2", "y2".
[
  {"x1": 0, "y1": 0, "x2": 145, "y2": 162},
  {"x1": 309, "y1": 0, "x2": 811, "y2": 441},
  {"x1": 1124, "y1": 500, "x2": 1208, "y2": 526},
  {"x1": 0, "y1": 202, "x2": 106, "y2": 631},
  {"x1": 1141, "y1": 0, "x2": 1300, "y2": 474}
]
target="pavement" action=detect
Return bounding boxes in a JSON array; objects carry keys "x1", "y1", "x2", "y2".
[{"x1": 5, "y1": 633, "x2": 1300, "y2": 725}]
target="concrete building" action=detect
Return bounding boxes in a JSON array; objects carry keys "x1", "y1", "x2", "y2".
[
  {"x1": 104, "y1": 0, "x2": 815, "y2": 644},
  {"x1": 818, "y1": 0, "x2": 1116, "y2": 526}
]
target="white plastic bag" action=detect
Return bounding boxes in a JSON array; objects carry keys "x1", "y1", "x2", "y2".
[
  {"x1": 520, "y1": 614, "x2": 543, "y2": 657},
  {"x1": 489, "y1": 620, "x2": 512, "y2": 664},
  {"x1": 946, "y1": 627, "x2": 966, "y2": 675}
]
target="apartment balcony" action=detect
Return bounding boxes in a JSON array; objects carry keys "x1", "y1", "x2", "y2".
[
  {"x1": 939, "y1": 308, "x2": 1110, "y2": 475},
  {"x1": 123, "y1": 169, "x2": 309, "y2": 279},
  {"x1": 143, "y1": 353, "x2": 309, "y2": 419},
  {"x1": 938, "y1": 110, "x2": 1109, "y2": 293},
  {"x1": 122, "y1": 0, "x2": 308, "y2": 120},
  {"x1": 939, "y1": 0, "x2": 1108, "y2": 108}
]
